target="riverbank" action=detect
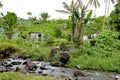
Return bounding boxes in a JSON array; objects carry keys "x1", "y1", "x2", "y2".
[{"x1": 0, "y1": 57, "x2": 120, "y2": 80}]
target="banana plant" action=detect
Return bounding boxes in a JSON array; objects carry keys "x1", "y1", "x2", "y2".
[{"x1": 73, "y1": 6, "x2": 93, "y2": 48}]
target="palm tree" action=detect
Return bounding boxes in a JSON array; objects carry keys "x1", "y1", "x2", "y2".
[
  {"x1": 56, "y1": 0, "x2": 93, "y2": 48},
  {"x1": 55, "y1": 0, "x2": 81, "y2": 43}
]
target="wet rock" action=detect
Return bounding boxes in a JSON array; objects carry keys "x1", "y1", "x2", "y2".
[
  {"x1": 16, "y1": 65, "x2": 27, "y2": 74},
  {"x1": 74, "y1": 69, "x2": 86, "y2": 77},
  {"x1": 60, "y1": 51, "x2": 70, "y2": 64},
  {"x1": 49, "y1": 47, "x2": 59, "y2": 61},
  {"x1": 5, "y1": 63, "x2": 12, "y2": 67},
  {"x1": 0, "y1": 66, "x2": 4, "y2": 72},
  {"x1": 11, "y1": 61, "x2": 22, "y2": 65},
  {"x1": 115, "y1": 75, "x2": 120, "y2": 80},
  {"x1": 40, "y1": 66, "x2": 47, "y2": 70},
  {"x1": 59, "y1": 42, "x2": 68, "y2": 51},
  {"x1": 26, "y1": 61, "x2": 37, "y2": 70},
  {"x1": 51, "y1": 62, "x2": 61, "y2": 67},
  {"x1": 41, "y1": 70, "x2": 50, "y2": 76},
  {"x1": 0, "y1": 62, "x2": 3, "y2": 66}
]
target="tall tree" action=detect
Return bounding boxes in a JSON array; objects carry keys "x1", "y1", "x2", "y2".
[
  {"x1": 56, "y1": 0, "x2": 81, "y2": 43},
  {"x1": 56, "y1": 0, "x2": 93, "y2": 48},
  {"x1": 3, "y1": 12, "x2": 18, "y2": 39}
]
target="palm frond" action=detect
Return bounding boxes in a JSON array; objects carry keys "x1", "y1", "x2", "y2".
[
  {"x1": 55, "y1": 10, "x2": 71, "y2": 14},
  {"x1": 89, "y1": 0, "x2": 100, "y2": 9},
  {"x1": 70, "y1": 0, "x2": 75, "y2": 12},
  {"x1": 63, "y1": 2, "x2": 72, "y2": 12},
  {"x1": 77, "y1": 0, "x2": 83, "y2": 9},
  {"x1": 0, "y1": 2, "x2": 3, "y2": 8}
]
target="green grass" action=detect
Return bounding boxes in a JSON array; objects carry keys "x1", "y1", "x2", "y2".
[
  {"x1": 0, "y1": 72, "x2": 64, "y2": 80},
  {"x1": 69, "y1": 51, "x2": 120, "y2": 73}
]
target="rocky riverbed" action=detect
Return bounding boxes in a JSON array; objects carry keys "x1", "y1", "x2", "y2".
[{"x1": 0, "y1": 57, "x2": 120, "y2": 80}]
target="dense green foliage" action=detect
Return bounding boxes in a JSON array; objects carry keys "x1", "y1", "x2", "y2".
[
  {"x1": 110, "y1": 0, "x2": 120, "y2": 31},
  {"x1": 69, "y1": 30, "x2": 120, "y2": 73},
  {"x1": 2, "y1": 12, "x2": 17, "y2": 39},
  {"x1": 0, "y1": 0, "x2": 120, "y2": 78}
]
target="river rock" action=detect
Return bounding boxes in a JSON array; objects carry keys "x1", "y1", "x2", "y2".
[
  {"x1": 0, "y1": 62, "x2": 3, "y2": 66},
  {"x1": 26, "y1": 61, "x2": 37, "y2": 70},
  {"x1": 60, "y1": 51, "x2": 70, "y2": 64},
  {"x1": 16, "y1": 65, "x2": 27, "y2": 74},
  {"x1": 0, "y1": 66, "x2": 4, "y2": 72},
  {"x1": 49, "y1": 47, "x2": 59, "y2": 61},
  {"x1": 74, "y1": 69, "x2": 86, "y2": 77},
  {"x1": 116, "y1": 75, "x2": 120, "y2": 80},
  {"x1": 11, "y1": 61, "x2": 22, "y2": 65},
  {"x1": 40, "y1": 66, "x2": 47, "y2": 70},
  {"x1": 5, "y1": 63, "x2": 12, "y2": 68},
  {"x1": 51, "y1": 62, "x2": 61, "y2": 67}
]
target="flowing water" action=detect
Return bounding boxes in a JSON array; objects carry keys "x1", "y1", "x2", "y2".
[{"x1": 0, "y1": 57, "x2": 120, "y2": 80}]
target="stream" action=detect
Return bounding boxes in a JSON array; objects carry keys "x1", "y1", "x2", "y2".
[{"x1": 0, "y1": 57, "x2": 120, "y2": 80}]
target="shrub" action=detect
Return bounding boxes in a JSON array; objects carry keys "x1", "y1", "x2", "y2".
[
  {"x1": 0, "y1": 42, "x2": 20, "y2": 59},
  {"x1": 29, "y1": 47, "x2": 50, "y2": 61}
]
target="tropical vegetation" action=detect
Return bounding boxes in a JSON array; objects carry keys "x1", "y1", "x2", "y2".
[{"x1": 0, "y1": 0, "x2": 120, "y2": 79}]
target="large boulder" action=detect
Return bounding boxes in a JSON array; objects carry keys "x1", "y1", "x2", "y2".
[
  {"x1": 49, "y1": 47, "x2": 59, "y2": 61},
  {"x1": 74, "y1": 69, "x2": 86, "y2": 77},
  {"x1": 23, "y1": 60, "x2": 37, "y2": 70},
  {"x1": 16, "y1": 65, "x2": 27, "y2": 74},
  {"x1": 60, "y1": 51, "x2": 70, "y2": 64},
  {"x1": 26, "y1": 61, "x2": 37, "y2": 70}
]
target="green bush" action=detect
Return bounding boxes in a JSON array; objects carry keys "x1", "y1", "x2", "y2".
[
  {"x1": 54, "y1": 28, "x2": 62, "y2": 38},
  {"x1": 69, "y1": 30, "x2": 120, "y2": 73},
  {"x1": 29, "y1": 47, "x2": 50, "y2": 61}
]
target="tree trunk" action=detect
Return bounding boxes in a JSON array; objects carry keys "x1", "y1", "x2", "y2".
[
  {"x1": 75, "y1": 22, "x2": 84, "y2": 48},
  {"x1": 7, "y1": 32, "x2": 12, "y2": 39},
  {"x1": 72, "y1": 17, "x2": 78, "y2": 44}
]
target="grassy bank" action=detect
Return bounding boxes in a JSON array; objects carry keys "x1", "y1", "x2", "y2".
[{"x1": 0, "y1": 72, "x2": 63, "y2": 80}]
